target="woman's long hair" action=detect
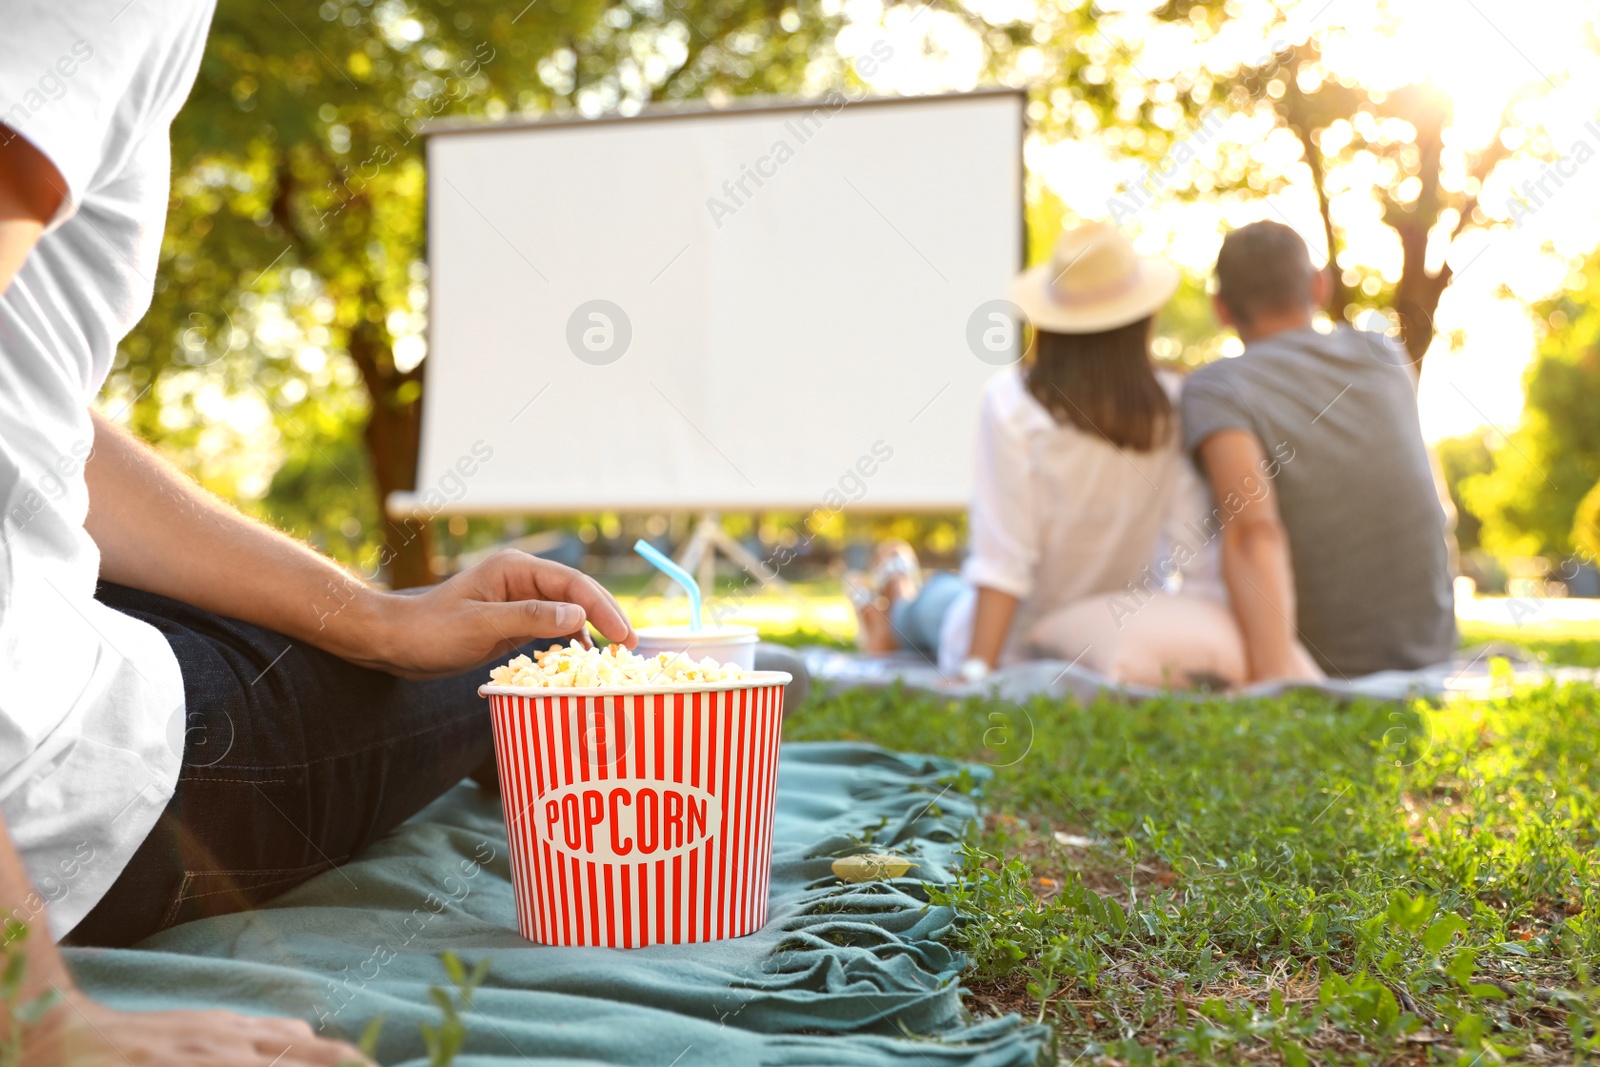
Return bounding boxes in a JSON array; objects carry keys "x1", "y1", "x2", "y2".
[{"x1": 1023, "y1": 315, "x2": 1172, "y2": 452}]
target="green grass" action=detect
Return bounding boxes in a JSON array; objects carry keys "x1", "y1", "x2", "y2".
[
  {"x1": 786, "y1": 670, "x2": 1600, "y2": 1064},
  {"x1": 1459, "y1": 620, "x2": 1600, "y2": 670},
  {"x1": 753, "y1": 625, "x2": 855, "y2": 651}
]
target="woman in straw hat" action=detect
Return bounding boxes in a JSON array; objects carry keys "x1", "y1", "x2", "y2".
[{"x1": 853, "y1": 221, "x2": 1287, "y2": 688}]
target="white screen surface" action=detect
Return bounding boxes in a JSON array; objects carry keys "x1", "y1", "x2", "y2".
[{"x1": 405, "y1": 91, "x2": 1024, "y2": 514}]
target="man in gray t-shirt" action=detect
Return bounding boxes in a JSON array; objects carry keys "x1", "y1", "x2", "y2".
[{"x1": 1183, "y1": 221, "x2": 1455, "y2": 680}]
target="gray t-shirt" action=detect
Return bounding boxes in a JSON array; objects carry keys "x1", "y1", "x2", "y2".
[{"x1": 1182, "y1": 325, "x2": 1455, "y2": 677}]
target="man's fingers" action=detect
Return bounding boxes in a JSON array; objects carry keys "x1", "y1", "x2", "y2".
[
  {"x1": 245, "y1": 1029, "x2": 372, "y2": 1065},
  {"x1": 544, "y1": 600, "x2": 587, "y2": 633},
  {"x1": 230, "y1": 1016, "x2": 368, "y2": 1066},
  {"x1": 244, "y1": 1032, "x2": 372, "y2": 1066},
  {"x1": 476, "y1": 598, "x2": 587, "y2": 643},
  {"x1": 526, "y1": 568, "x2": 631, "y2": 646},
  {"x1": 563, "y1": 573, "x2": 634, "y2": 646},
  {"x1": 578, "y1": 570, "x2": 633, "y2": 645},
  {"x1": 478, "y1": 551, "x2": 635, "y2": 646},
  {"x1": 290, "y1": 1039, "x2": 375, "y2": 1067}
]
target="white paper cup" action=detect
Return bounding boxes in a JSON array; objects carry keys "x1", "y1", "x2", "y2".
[{"x1": 632, "y1": 625, "x2": 759, "y2": 671}]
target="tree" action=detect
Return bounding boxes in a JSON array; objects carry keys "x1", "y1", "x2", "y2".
[
  {"x1": 1435, "y1": 431, "x2": 1492, "y2": 555},
  {"x1": 982, "y1": 0, "x2": 1578, "y2": 369},
  {"x1": 1574, "y1": 478, "x2": 1600, "y2": 564},
  {"x1": 112, "y1": 0, "x2": 1595, "y2": 576},
  {"x1": 112, "y1": 0, "x2": 846, "y2": 585},
  {"x1": 1276, "y1": 71, "x2": 1506, "y2": 365},
  {"x1": 1461, "y1": 254, "x2": 1600, "y2": 560}
]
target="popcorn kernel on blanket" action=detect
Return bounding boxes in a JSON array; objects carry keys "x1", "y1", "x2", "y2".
[{"x1": 488, "y1": 640, "x2": 745, "y2": 688}]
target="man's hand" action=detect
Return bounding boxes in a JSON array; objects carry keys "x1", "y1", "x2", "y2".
[
  {"x1": 352, "y1": 549, "x2": 636, "y2": 679},
  {"x1": 25, "y1": 993, "x2": 373, "y2": 1066}
]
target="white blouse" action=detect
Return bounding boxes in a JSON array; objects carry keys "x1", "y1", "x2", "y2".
[{"x1": 938, "y1": 366, "x2": 1224, "y2": 672}]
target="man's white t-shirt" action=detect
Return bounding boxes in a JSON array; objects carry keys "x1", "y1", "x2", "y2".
[{"x1": 0, "y1": 0, "x2": 215, "y2": 938}]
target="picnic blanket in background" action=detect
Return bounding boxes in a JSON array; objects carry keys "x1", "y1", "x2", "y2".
[
  {"x1": 65, "y1": 743, "x2": 1049, "y2": 1067},
  {"x1": 800, "y1": 644, "x2": 1600, "y2": 704}
]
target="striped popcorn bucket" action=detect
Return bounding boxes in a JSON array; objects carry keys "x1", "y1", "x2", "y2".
[{"x1": 480, "y1": 672, "x2": 790, "y2": 947}]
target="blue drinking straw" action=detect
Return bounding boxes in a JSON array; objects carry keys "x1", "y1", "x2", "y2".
[{"x1": 633, "y1": 539, "x2": 703, "y2": 632}]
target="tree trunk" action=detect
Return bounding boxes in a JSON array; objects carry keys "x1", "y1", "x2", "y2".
[
  {"x1": 365, "y1": 384, "x2": 434, "y2": 589},
  {"x1": 1393, "y1": 259, "x2": 1450, "y2": 370},
  {"x1": 348, "y1": 320, "x2": 434, "y2": 589},
  {"x1": 1390, "y1": 94, "x2": 1450, "y2": 371},
  {"x1": 1286, "y1": 118, "x2": 1350, "y2": 319},
  {"x1": 271, "y1": 156, "x2": 436, "y2": 587}
]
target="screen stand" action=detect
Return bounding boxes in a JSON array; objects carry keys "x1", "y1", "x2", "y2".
[{"x1": 649, "y1": 512, "x2": 794, "y2": 600}]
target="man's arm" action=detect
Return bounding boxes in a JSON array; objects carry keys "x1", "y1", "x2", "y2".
[
  {"x1": 84, "y1": 412, "x2": 635, "y2": 677},
  {"x1": 0, "y1": 130, "x2": 63, "y2": 292},
  {"x1": 1197, "y1": 429, "x2": 1324, "y2": 683}
]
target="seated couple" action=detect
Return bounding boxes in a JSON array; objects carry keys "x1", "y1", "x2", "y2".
[{"x1": 854, "y1": 219, "x2": 1456, "y2": 688}]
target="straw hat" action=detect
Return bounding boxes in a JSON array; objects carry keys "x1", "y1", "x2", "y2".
[{"x1": 1012, "y1": 221, "x2": 1179, "y2": 334}]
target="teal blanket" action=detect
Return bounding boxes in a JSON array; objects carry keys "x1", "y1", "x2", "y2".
[{"x1": 65, "y1": 742, "x2": 1048, "y2": 1066}]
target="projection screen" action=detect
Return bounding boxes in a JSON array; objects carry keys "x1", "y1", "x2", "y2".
[{"x1": 395, "y1": 90, "x2": 1026, "y2": 515}]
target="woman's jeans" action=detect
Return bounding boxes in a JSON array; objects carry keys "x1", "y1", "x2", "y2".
[
  {"x1": 67, "y1": 582, "x2": 509, "y2": 947},
  {"x1": 888, "y1": 572, "x2": 965, "y2": 657}
]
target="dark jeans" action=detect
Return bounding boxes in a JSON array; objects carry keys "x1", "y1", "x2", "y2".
[{"x1": 68, "y1": 582, "x2": 506, "y2": 948}]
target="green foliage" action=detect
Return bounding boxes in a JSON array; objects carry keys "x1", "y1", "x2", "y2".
[
  {"x1": 1574, "y1": 476, "x2": 1600, "y2": 565},
  {"x1": 330, "y1": 953, "x2": 487, "y2": 1067},
  {"x1": 788, "y1": 673, "x2": 1600, "y2": 1063},
  {"x1": 0, "y1": 922, "x2": 63, "y2": 1067},
  {"x1": 420, "y1": 952, "x2": 491, "y2": 1067},
  {"x1": 336, "y1": 1015, "x2": 388, "y2": 1067},
  {"x1": 1436, "y1": 431, "x2": 1494, "y2": 556},
  {"x1": 1463, "y1": 254, "x2": 1600, "y2": 560}
]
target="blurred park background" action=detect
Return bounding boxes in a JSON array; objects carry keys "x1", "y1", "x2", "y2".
[{"x1": 102, "y1": 0, "x2": 1600, "y2": 650}]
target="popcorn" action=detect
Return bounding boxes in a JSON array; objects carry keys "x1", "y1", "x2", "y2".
[{"x1": 488, "y1": 640, "x2": 745, "y2": 689}]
